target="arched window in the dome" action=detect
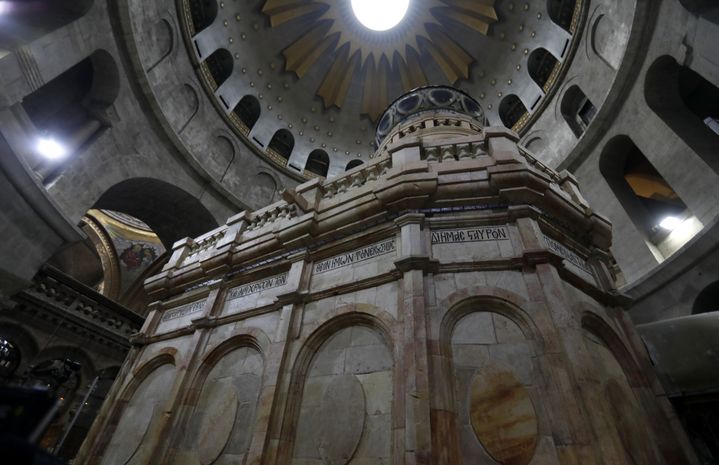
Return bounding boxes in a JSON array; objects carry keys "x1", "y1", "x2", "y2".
[
  {"x1": 599, "y1": 135, "x2": 695, "y2": 258},
  {"x1": 679, "y1": 0, "x2": 719, "y2": 25},
  {"x1": 561, "y1": 85, "x2": 596, "y2": 138},
  {"x1": 268, "y1": 129, "x2": 294, "y2": 162},
  {"x1": 528, "y1": 48, "x2": 559, "y2": 90},
  {"x1": 233, "y1": 95, "x2": 260, "y2": 133},
  {"x1": 305, "y1": 149, "x2": 329, "y2": 177},
  {"x1": 346, "y1": 159, "x2": 364, "y2": 171},
  {"x1": 498, "y1": 95, "x2": 527, "y2": 130},
  {"x1": 203, "y1": 49, "x2": 233, "y2": 89},
  {"x1": 645, "y1": 56, "x2": 719, "y2": 174},
  {"x1": 21, "y1": 50, "x2": 119, "y2": 183},
  {"x1": 0, "y1": 0, "x2": 93, "y2": 49},
  {"x1": 693, "y1": 281, "x2": 719, "y2": 314},
  {"x1": 547, "y1": 0, "x2": 577, "y2": 32},
  {"x1": 188, "y1": 0, "x2": 218, "y2": 33}
]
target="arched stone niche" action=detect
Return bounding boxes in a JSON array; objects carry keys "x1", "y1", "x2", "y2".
[
  {"x1": 176, "y1": 345, "x2": 264, "y2": 465},
  {"x1": 254, "y1": 171, "x2": 278, "y2": 206},
  {"x1": 143, "y1": 18, "x2": 174, "y2": 71},
  {"x1": 291, "y1": 325, "x2": 393, "y2": 465},
  {"x1": 100, "y1": 361, "x2": 176, "y2": 465},
  {"x1": 209, "y1": 134, "x2": 235, "y2": 176},
  {"x1": 590, "y1": 12, "x2": 625, "y2": 70},
  {"x1": 450, "y1": 311, "x2": 545, "y2": 465},
  {"x1": 177, "y1": 83, "x2": 200, "y2": 133}
]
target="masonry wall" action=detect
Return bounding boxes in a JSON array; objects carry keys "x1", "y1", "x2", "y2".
[{"x1": 76, "y1": 210, "x2": 696, "y2": 465}]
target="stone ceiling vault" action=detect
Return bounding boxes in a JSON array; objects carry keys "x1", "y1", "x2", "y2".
[{"x1": 176, "y1": 0, "x2": 584, "y2": 178}]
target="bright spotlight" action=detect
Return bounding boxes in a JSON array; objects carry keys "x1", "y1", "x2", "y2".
[
  {"x1": 0, "y1": 2, "x2": 12, "y2": 15},
  {"x1": 36, "y1": 137, "x2": 67, "y2": 160},
  {"x1": 659, "y1": 216, "x2": 682, "y2": 231},
  {"x1": 351, "y1": 0, "x2": 410, "y2": 31}
]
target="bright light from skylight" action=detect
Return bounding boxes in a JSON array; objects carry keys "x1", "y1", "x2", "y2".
[
  {"x1": 0, "y1": 2, "x2": 12, "y2": 15},
  {"x1": 659, "y1": 216, "x2": 682, "y2": 231},
  {"x1": 36, "y1": 137, "x2": 67, "y2": 160},
  {"x1": 351, "y1": 0, "x2": 410, "y2": 32}
]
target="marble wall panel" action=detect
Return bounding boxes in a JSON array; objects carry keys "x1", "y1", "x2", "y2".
[
  {"x1": 205, "y1": 313, "x2": 279, "y2": 353},
  {"x1": 451, "y1": 312, "x2": 548, "y2": 465},
  {"x1": 292, "y1": 326, "x2": 393, "y2": 465},
  {"x1": 176, "y1": 346, "x2": 264, "y2": 465},
  {"x1": 433, "y1": 271, "x2": 530, "y2": 305},
  {"x1": 101, "y1": 363, "x2": 176, "y2": 465},
  {"x1": 582, "y1": 331, "x2": 662, "y2": 465},
  {"x1": 303, "y1": 282, "x2": 399, "y2": 326}
]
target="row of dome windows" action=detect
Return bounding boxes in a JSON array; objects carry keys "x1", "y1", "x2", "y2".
[
  {"x1": 199, "y1": 43, "x2": 568, "y2": 176},
  {"x1": 16, "y1": 42, "x2": 718, "y2": 188},
  {"x1": 231, "y1": 93, "x2": 363, "y2": 177},
  {"x1": 201, "y1": 48, "x2": 365, "y2": 178}
]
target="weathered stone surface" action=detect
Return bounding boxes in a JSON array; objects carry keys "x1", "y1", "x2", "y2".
[
  {"x1": 317, "y1": 375, "x2": 366, "y2": 465},
  {"x1": 101, "y1": 363, "x2": 175, "y2": 465},
  {"x1": 469, "y1": 366, "x2": 538, "y2": 465},
  {"x1": 108, "y1": 404, "x2": 155, "y2": 465},
  {"x1": 197, "y1": 380, "x2": 238, "y2": 465}
]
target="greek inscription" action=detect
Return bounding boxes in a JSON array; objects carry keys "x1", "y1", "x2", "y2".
[
  {"x1": 161, "y1": 300, "x2": 206, "y2": 322},
  {"x1": 314, "y1": 239, "x2": 396, "y2": 274},
  {"x1": 543, "y1": 235, "x2": 591, "y2": 273},
  {"x1": 226, "y1": 273, "x2": 289, "y2": 301},
  {"x1": 431, "y1": 226, "x2": 509, "y2": 244}
]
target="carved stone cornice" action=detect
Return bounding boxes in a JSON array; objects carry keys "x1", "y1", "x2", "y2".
[{"x1": 10, "y1": 266, "x2": 143, "y2": 353}]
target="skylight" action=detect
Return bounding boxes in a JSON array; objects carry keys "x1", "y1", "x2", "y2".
[{"x1": 350, "y1": 0, "x2": 410, "y2": 32}]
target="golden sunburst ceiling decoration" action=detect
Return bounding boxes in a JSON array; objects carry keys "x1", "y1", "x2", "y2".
[{"x1": 262, "y1": 0, "x2": 498, "y2": 121}]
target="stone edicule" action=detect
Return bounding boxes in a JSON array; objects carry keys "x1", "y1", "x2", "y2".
[{"x1": 76, "y1": 87, "x2": 693, "y2": 465}]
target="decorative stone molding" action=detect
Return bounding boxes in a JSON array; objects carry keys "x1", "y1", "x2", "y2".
[{"x1": 11, "y1": 266, "x2": 143, "y2": 353}]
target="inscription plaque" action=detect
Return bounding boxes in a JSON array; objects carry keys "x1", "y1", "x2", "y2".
[
  {"x1": 542, "y1": 234, "x2": 591, "y2": 273},
  {"x1": 314, "y1": 239, "x2": 396, "y2": 274},
  {"x1": 161, "y1": 300, "x2": 206, "y2": 322},
  {"x1": 226, "y1": 273, "x2": 288, "y2": 301},
  {"x1": 431, "y1": 226, "x2": 509, "y2": 244}
]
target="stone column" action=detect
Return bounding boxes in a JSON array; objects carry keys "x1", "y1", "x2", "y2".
[
  {"x1": 153, "y1": 284, "x2": 226, "y2": 465},
  {"x1": 394, "y1": 213, "x2": 433, "y2": 464}
]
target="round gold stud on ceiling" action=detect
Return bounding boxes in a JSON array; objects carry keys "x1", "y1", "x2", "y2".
[{"x1": 261, "y1": 0, "x2": 499, "y2": 122}]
